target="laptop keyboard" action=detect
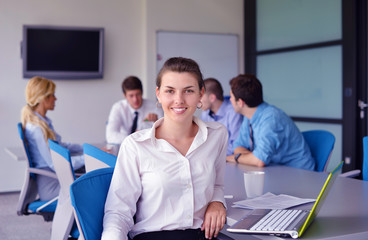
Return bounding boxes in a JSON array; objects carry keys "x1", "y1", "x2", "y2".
[{"x1": 250, "y1": 209, "x2": 302, "y2": 231}]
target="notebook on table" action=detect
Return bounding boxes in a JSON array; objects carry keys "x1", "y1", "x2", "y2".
[{"x1": 227, "y1": 161, "x2": 343, "y2": 239}]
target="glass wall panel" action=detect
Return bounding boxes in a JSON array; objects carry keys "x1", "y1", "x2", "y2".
[
  {"x1": 296, "y1": 122, "x2": 342, "y2": 172},
  {"x1": 257, "y1": 46, "x2": 342, "y2": 119},
  {"x1": 257, "y1": 0, "x2": 341, "y2": 51}
]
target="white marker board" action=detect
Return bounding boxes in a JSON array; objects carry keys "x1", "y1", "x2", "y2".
[{"x1": 156, "y1": 31, "x2": 239, "y2": 96}]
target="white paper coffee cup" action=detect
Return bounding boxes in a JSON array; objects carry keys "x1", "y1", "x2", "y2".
[{"x1": 243, "y1": 171, "x2": 265, "y2": 198}]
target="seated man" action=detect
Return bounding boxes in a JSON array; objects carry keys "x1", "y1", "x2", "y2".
[
  {"x1": 106, "y1": 76, "x2": 163, "y2": 144},
  {"x1": 201, "y1": 78, "x2": 243, "y2": 155},
  {"x1": 226, "y1": 74, "x2": 315, "y2": 170}
]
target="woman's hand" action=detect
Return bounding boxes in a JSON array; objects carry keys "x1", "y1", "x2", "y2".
[{"x1": 201, "y1": 201, "x2": 226, "y2": 239}]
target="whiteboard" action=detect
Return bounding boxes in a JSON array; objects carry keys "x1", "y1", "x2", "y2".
[{"x1": 156, "y1": 31, "x2": 239, "y2": 96}]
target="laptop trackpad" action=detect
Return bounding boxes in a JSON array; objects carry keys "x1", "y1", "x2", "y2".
[{"x1": 232, "y1": 209, "x2": 271, "y2": 229}]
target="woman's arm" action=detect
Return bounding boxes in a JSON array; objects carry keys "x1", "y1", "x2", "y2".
[
  {"x1": 202, "y1": 126, "x2": 228, "y2": 239},
  {"x1": 102, "y1": 138, "x2": 141, "y2": 240}
]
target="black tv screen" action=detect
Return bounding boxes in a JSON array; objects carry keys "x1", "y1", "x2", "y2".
[{"x1": 22, "y1": 25, "x2": 104, "y2": 79}]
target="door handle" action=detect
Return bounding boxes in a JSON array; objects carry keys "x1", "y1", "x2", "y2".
[{"x1": 358, "y1": 99, "x2": 368, "y2": 119}]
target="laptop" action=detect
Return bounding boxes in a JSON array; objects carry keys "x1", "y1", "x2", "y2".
[{"x1": 227, "y1": 161, "x2": 343, "y2": 239}]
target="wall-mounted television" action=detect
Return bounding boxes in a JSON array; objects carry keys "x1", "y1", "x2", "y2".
[{"x1": 22, "y1": 25, "x2": 104, "y2": 79}]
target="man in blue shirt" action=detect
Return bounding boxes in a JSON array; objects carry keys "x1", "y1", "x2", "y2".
[
  {"x1": 201, "y1": 78, "x2": 243, "y2": 155},
  {"x1": 226, "y1": 74, "x2": 315, "y2": 170}
]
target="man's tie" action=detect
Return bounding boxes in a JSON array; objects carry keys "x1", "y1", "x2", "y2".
[
  {"x1": 249, "y1": 122, "x2": 254, "y2": 151},
  {"x1": 131, "y1": 111, "x2": 138, "y2": 133},
  {"x1": 209, "y1": 110, "x2": 216, "y2": 120}
]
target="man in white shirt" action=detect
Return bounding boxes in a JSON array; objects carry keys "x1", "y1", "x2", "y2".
[{"x1": 105, "y1": 76, "x2": 163, "y2": 144}]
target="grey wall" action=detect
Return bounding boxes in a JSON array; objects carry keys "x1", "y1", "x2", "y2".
[{"x1": 0, "y1": 0, "x2": 244, "y2": 192}]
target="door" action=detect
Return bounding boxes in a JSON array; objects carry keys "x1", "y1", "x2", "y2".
[{"x1": 244, "y1": 0, "x2": 362, "y2": 173}]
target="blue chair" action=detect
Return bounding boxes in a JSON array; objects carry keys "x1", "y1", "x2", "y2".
[
  {"x1": 339, "y1": 136, "x2": 364, "y2": 178},
  {"x1": 16, "y1": 123, "x2": 58, "y2": 221},
  {"x1": 363, "y1": 136, "x2": 368, "y2": 181},
  {"x1": 302, "y1": 130, "x2": 335, "y2": 172},
  {"x1": 70, "y1": 167, "x2": 114, "y2": 240},
  {"x1": 48, "y1": 139, "x2": 79, "y2": 239},
  {"x1": 83, "y1": 143, "x2": 117, "y2": 172}
]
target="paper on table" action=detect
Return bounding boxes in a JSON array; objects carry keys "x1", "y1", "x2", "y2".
[{"x1": 232, "y1": 192, "x2": 315, "y2": 210}]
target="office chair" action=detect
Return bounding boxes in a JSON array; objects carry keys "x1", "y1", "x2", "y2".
[
  {"x1": 338, "y1": 136, "x2": 366, "y2": 178},
  {"x1": 362, "y1": 136, "x2": 368, "y2": 181},
  {"x1": 48, "y1": 139, "x2": 79, "y2": 240},
  {"x1": 83, "y1": 143, "x2": 117, "y2": 172},
  {"x1": 70, "y1": 167, "x2": 114, "y2": 240},
  {"x1": 16, "y1": 122, "x2": 58, "y2": 221},
  {"x1": 302, "y1": 130, "x2": 335, "y2": 172}
]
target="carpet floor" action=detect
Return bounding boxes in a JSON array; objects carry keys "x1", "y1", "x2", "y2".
[{"x1": 0, "y1": 192, "x2": 52, "y2": 240}]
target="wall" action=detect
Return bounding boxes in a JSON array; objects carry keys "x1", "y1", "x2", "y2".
[
  {"x1": 145, "y1": 0, "x2": 244, "y2": 100},
  {"x1": 0, "y1": 0, "x2": 243, "y2": 192}
]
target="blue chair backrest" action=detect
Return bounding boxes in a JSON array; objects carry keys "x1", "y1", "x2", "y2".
[
  {"x1": 70, "y1": 167, "x2": 114, "y2": 240},
  {"x1": 17, "y1": 123, "x2": 35, "y2": 175},
  {"x1": 17, "y1": 123, "x2": 58, "y2": 220},
  {"x1": 83, "y1": 143, "x2": 117, "y2": 168},
  {"x1": 363, "y1": 136, "x2": 368, "y2": 181},
  {"x1": 302, "y1": 130, "x2": 335, "y2": 172}
]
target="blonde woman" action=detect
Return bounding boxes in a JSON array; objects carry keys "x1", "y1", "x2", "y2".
[
  {"x1": 21, "y1": 76, "x2": 84, "y2": 201},
  {"x1": 102, "y1": 58, "x2": 228, "y2": 240}
]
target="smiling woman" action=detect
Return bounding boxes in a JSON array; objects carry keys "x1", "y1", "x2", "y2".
[
  {"x1": 102, "y1": 57, "x2": 229, "y2": 240},
  {"x1": 156, "y1": 71, "x2": 202, "y2": 128}
]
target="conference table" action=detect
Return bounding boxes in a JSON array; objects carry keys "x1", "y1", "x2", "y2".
[
  {"x1": 90, "y1": 144, "x2": 368, "y2": 239},
  {"x1": 6, "y1": 142, "x2": 368, "y2": 239},
  {"x1": 221, "y1": 162, "x2": 368, "y2": 240},
  {"x1": 5, "y1": 146, "x2": 26, "y2": 161}
]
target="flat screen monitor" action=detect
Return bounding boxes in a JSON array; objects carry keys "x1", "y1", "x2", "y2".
[{"x1": 22, "y1": 25, "x2": 104, "y2": 79}]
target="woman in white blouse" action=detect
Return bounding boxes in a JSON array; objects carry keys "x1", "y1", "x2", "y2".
[{"x1": 102, "y1": 57, "x2": 228, "y2": 240}]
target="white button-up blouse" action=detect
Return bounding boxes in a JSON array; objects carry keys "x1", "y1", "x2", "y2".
[{"x1": 102, "y1": 117, "x2": 228, "y2": 240}]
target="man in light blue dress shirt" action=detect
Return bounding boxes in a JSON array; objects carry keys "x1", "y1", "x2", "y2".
[
  {"x1": 226, "y1": 74, "x2": 315, "y2": 171},
  {"x1": 201, "y1": 78, "x2": 243, "y2": 155}
]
